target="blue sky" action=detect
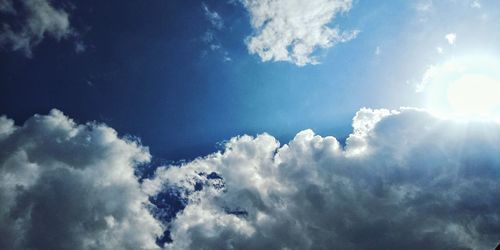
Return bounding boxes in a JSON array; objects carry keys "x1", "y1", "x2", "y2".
[
  {"x1": 2, "y1": 0, "x2": 500, "y2": 249},
  {"x1": 4, "y1": 0, "x2": 492, "y2": 160},
  {"x1": 2, "y1": 0, "x2": 499, "y2": 160}
]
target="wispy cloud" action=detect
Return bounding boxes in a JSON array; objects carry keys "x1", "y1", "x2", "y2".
[
  {"x1": 200, "y1": 2, "x2": 231, "y2": 62},
  {"x1": 202, "y1": 2, "x2": 224, "y2": 30}
]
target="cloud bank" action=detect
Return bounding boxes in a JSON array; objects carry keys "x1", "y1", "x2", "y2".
[
  {"x1": 0, "y1": 0, "x2": 73, "y2": 57},
  {"x1": 241, "y1": 0, "x2": 358, "y2": 66},
  {"x1": 0, "y1": 110, "x2": 162, "y2": 250},
  {"x1": 1, "y1": 108, "x2": 500, "y2": 249},
  {"x1": 147, "y1": 108, "x2": 500, "y2": 249}
]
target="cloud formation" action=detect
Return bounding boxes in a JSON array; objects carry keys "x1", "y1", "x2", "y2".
[
  {"x1": 0, "y1": 0, "x2": 73, "y2": 57},
  {"x1": 147, "y1": 108, "x2": 500, "y2": 249},
  {"x1": 241, "y1": 0, "x2": 358, "y2": 66},
  {"x1": 1, "y1": 108, "x2": 500, "y2": 249},
  {"x1": 0, "y1": 110, "x2": 162, "y2": 249}
]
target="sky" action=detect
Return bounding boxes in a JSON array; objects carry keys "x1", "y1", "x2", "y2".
[{"x1": 1, "y1": 0, "x2": 500, "y2": 249}]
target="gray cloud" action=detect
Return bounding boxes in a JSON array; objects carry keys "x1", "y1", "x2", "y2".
[
  {"x1": 0, "y1": 0, "x2": 73, "y2": 57},
  {"x1": 0, "y1": 110, "x2": 162, "y2": 250},
  {"x1": 146, "y1": 108, "x2": 500, "y2": 249}
]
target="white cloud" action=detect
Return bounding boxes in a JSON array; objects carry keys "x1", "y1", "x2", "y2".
[
  {"x1": 147, "y1": 108, "x2": 500, "y2": 249},
  {"x1": 2, "y1": 108, "x2": 500, "y2": 249},
  {"x1": 0, "y1": 110, "x2": 163, "y2": 249},
  {"x1": 0, "y1": 0, "x2": 73, "y2": 57},
  {"x1": 445, "y1": 33, "x2": 457, "y2": 45},
  {"x1": 374, "y1": 46, "x2": 381, "y2": 55},
  {"x1": 241, "y1": 0, "x2": 358, "y2": 66}
]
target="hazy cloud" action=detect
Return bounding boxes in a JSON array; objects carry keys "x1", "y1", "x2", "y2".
[
  {"x1": 416, "y1": 58, "x2": 465, "y2": 92},
  {"x1": 241, "y1": 0, "x2": 358, "y2": 66},
  {"x1": 415, "y1": 1, "x2": 433, "y2": 12},
  {"x1": 471, "y1": 0, "x2": 481, "y2": 8},
  {"x1": 445, "y1": 33, "x2": 457, "y2": 45}
]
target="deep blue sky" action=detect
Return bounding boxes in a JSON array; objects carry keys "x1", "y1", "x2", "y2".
[
  {"x1": 2, "y1": 1, "x2": 500, "y2": 249},
  {"x1": 1, "y1": 0, "x2": 498, "y2": 160}
]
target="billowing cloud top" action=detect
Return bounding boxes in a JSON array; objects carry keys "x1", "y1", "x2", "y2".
[
  {"x1": 1, "y1": 108, "x2": 500, "y2": 249},
  {"x1": 0, "y1": 110, "x2": 162, "y2": 250},
  {"x1": 241, "y1": 0, "x2": 358, "y2": 66},
  {"x1": 147, "y1": 108, "x2": 500, "y2": 249}
]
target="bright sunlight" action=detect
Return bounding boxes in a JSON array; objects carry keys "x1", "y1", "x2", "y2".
[
  {"x1": 447, "y1": 74, "x2": 500, "y2": 117},
  {"x1": 422, "y1": 55, "x2": 500, "y2": 120}
]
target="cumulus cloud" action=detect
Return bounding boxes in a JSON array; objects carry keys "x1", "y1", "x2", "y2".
[
  {"x1": 146, "y1": 108, "x2": 500, "y2": 249},
  {"x1": 0, "y1": 0, "x2": 73, "y2": 57},
  {"x1": 0, "y1": 110, "x2": 163, "y2": 249},
  {"x1": 241, "y1": 0, "x2": 358, "y2": 66},
  {"x1": 2, "y1": 108, "x2": 500, "y2": 249}
]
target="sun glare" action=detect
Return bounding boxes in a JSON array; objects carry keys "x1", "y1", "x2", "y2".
[
  {"x1": 422, "y1": 55, "x2": 500, "y2": 120},
  {"x1": 447, "y1": 74, "x2": 500, "y2": 117}
]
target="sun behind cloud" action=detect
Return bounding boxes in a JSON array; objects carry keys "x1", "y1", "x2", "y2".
[{"x1": 419, "y1": 55, "x2": 500, "y2": 120}]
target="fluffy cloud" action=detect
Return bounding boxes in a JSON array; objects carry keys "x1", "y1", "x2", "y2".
[
  {"x1": 0, "y1": 110, "x2": 163, "y2": 249},
  {"x1": 2, "y1": 108, "x2": 500, "y2": 249},
  {"x1": 147, "y1": 108, "x2": 500, "y2": 249},
  {"x1": 0, "y1": 0, "x2": 73, "y2": 57},
  {"x1": 241, "y1": 0, "x2": 358, "y2": 66}
]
